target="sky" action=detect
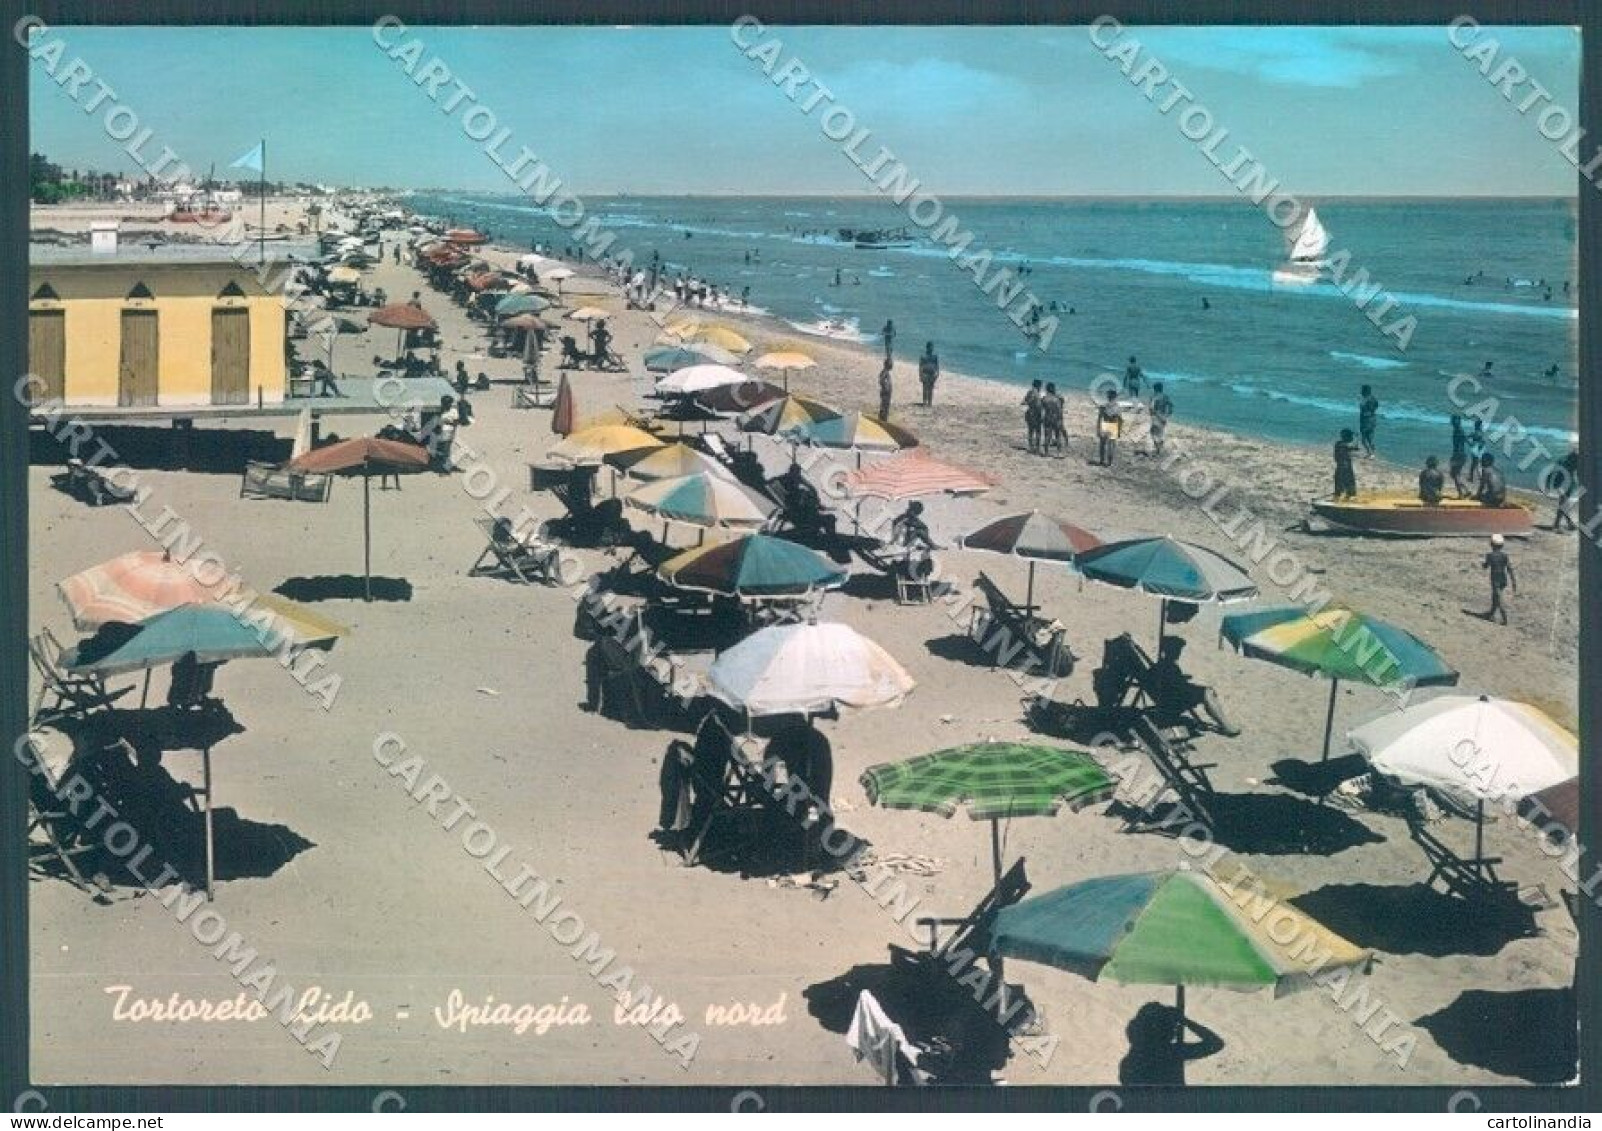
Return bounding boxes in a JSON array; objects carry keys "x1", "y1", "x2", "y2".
[{"x1": 28, "y1": 24, "x2": 1583, "y2": 196}]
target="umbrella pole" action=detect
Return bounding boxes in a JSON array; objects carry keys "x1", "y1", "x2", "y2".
[
  {"x1": 140, "y1": 669, "x2": 151, "y2": 709},
  {"x1": 1175, "y1": 985, "x2": 1186, "y2": 1040},
  {"x1": 1321, "y1": 678, "x2": 1339, "y2": 762},
  {"x1": 203, "y1": 745, "x2": 215, "y2": 902},
  {"x1": 1475, "y1": 799, "x2": 1486, "y2": 874},
  {"x1": 363, "y1": 465, "x2": 373, "y2": 602},
  {"x1": 1157, "y1": 598, "x2": 1167, "y2": 651},
  {"x1": 990, "y1": 817, "x2": 1003, "y2": 887},
  {"x1": 1025, "y1": 562, "x2": 1036, "y2": 620}
]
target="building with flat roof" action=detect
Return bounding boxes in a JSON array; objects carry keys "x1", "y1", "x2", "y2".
[{"x1": 28, "y1": 242, "x2": 315, "y2": 412}]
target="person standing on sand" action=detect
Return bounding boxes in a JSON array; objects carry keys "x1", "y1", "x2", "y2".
[
  {"x1": 1149, "y1": 382, "x2": 1173, "y2": 456},
  {"x1": 1549, "y1": 445, "x2": 1580, "y2": 531},
  {"x1": 1482, "y1": 534, "x2": 1516, "y2": 624},
  {"x1": 1449, "y1": 414, "x2": 1470, "y2": 497},
  {"x1": 1332, "y1": 429, "x2": 1359, "y2": 500},
  {"x1": 1023, "y1": 380, "x2": 1043, "y2": 454},
  {"x1": 1358, "y1": 385, "x2": 1379, "y2": 457},
  {"x1": 1468, "y1": 418, "x2": 1488, "y2": 484},
  {"x1": 918, "y1": 342, "x2": 940, "y2": 407},
  {"x1": 1041, "y1": 383, "x2": 1065, "y2": 456},
  {"x1": 882, "y1": 319, "x2": 896, "y2": 361},
  {"x1": 877, "y1": 358, "x2": 893, "y2": 421},
  {"x1": 1096, "y1": 388, "x2": 1123, "y2": 467},
  {"x1": 1123, "y1": 356, "x2": 1144, "y2": 398}
]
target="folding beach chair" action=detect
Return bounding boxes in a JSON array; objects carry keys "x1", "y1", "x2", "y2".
[
  {"x1": 668, "y1": 714, "x2": 776, "y2": 868},
  {"x1": 968, "y1": 572, "x2": 1074, "y2": 677},
  {"x1": 1408, "y1": 817, "x2": 1551, "y2": 917},
  {"x1": 468, "y1": 518, "x2": 570, "y2": 585},
  {"x1": 29, "y1": 627, "x2": 129, "y2": 724},
  {"x1": 239, "y1": 460, "x2": 333, "y2": 502},
  {"x1": 23, "y1": 730, "x2": 95, "y2": 893},
  {"x1": 1121, "y1": 713, "x2": 1218, "y2": 831}
]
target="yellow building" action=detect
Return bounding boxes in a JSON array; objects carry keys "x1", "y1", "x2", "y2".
[{"x1": 28, "y1": 244, "x2": 293, "y2": 410}]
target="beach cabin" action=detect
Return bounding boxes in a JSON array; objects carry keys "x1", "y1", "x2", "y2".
[{"x1": 27, "y1": 245, "x2": 290, "y2": 412}]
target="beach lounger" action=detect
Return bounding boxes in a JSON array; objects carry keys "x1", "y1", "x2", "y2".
[
  {"x1": 663, "y1": 714, "x2": 777, "y2": 867},
  {"x1": 1409, "y1": 818, "x2": 1551, "y2": 916},
  {"x1": 23, "y1": 730, "x2": 96, "y2": 893},
  {"x1": 468, "y1": 518, "x2": 570, "y2": 585},
  {"x1": 585, "y1": 625, "x2": 699, "y2": 729},
  {"x1": 968, "y1": 572, "x2": 1075, "y2": 678},
  {"x1": 239, "y1": 460, "x2": 333, "y2": 503},
  {"x1": 50, "y1": 459, "x2": 137, "y2": 507},
  {"x1": 1123, "y1": 713, "x2": 1217, "y2": 831},
  {"x1": 29, "y1": 628, "x2": 130, "y2": 725},
  {"x1": 529, "y1": 463, "x2": 631, "y2": 548}
]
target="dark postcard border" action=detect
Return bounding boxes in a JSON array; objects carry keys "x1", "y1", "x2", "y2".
[{"x1": 0, "y1": 0, "x2": 1595, "y2": 1114}]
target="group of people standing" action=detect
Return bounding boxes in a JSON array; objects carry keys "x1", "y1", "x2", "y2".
[
  {"x1": 1018, "y1": 356, "x2": 1173, "y2": 465},
  {"x1": 875, "y1": 321, "x2": 942, "y2": 420}
]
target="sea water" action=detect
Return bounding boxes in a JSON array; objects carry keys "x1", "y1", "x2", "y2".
[{"x1": 412, "y1": 193, "x2": 1578, "y2": 483}]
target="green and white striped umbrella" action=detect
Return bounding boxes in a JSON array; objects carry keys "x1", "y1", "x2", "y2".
[{"x1": 861, "y1": 742, "x2": 1116, "y2": 882}]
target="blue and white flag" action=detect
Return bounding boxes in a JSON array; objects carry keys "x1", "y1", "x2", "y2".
[{"x1": 229, "y1": 142, "x2": 264, "y2": 173}]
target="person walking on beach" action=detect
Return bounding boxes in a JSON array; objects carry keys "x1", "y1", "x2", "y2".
[
  {"x1": 1096, "y1": 388, "x2": 1124, "y2": 467},
  {"x1": 1549, "y1": 445, "x2": 1580, "y2": 531},
  {"x1": 1332, "y1": 429, "x2": 1359, "y2": 500},
  {"x1": 1418, "y1": 456, "x2": 1445, "y2": 505},
  {"x1": 1358, "y1": 385, "x2": 1379, "y2": 457},
  {"x1": 1482, "y1": 534, "x2": 1517, "y2": 625},
  {"x1": 1023, "y1": 380, "x2": 1043, "y2": 454},
  {"x1": 877, "y1": 358, "x2": 893, "y2": 421},
  {"x1": 1041, "y1": 382, "x2": 1065, "y2": 456},
  {"x1": 881, "y1": 319, "x2": 896, "y2": 361},
  {"x1": 1449, "y1": 414, "x2": 1470, "y2": 497},
  {"x1": 1123, "y1": 356, "x2": 1144, "y2": 398},
  {"x1": 432, "y1": 395, "x2": 460, "y2": 473},
  {"x1": 1149, "y1": 382, "x2": 1173, "y2": 456},
  {"x1": 918, "y1": 342, "x2": 940, "y2": 407}
]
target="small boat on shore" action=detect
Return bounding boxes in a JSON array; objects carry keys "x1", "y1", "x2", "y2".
[{"x1": 1308, "y1": 493, "x2": 1534, "y2": 538}]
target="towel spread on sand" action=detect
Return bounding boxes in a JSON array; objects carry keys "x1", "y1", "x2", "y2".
[{"x1": 846, "y1": 990, "x2": 921, "y2": 1086}]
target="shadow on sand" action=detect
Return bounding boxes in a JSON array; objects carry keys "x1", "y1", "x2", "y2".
[
  {"x1": 31, "y1": 709, "x2": 315, "y2": 897},
  {"x1": 274, "y1": 575, "x2": 414, "y2": 603},
  {"x1": 31, "y1": 425, "x2": 291, "y2": 475},
  {"x1": 1292, "y1": 882, "x2": 1539, "y2": 956},
  {"x1": 1416, "y1": 987, "x2": 1576, "y2": 1083},
  {"x1": 1113, "y1": 791, "x2": 1384, "y2": 856}
]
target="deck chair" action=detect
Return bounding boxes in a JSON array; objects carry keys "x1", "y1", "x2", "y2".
[
  {"x1": 587, "y1": 630, "x2": 698, "y2": 728},
  {"x1": 468, "y1": 518, "x2": 569, "y2": 585},
  {"x1": 514, "y1": 381, "x2": 555, "y2": 409},
  {"x1": 968, "y1": 572, "x2": 1074, "y2": 678},
  {"x1": 240, "y1": 460, "x2": 333, "y2": 502},
  {"x1": 29, "y1": 628, "x2": 129, "y2": 724},
  {"x1": 23, "y1": 730, "x2": 95, "y2": 892},
  {"x1": 51, "y1": 460, "x2": 137, "y2": 507},
  {"x1": 888, "y1": 858, "x2": 1038, "y2": 1039},
  {"x1": 668, "y1": 714, "x2": 776, "y2": 867},
  {"x1": 1123, "y1": 713, "x2": 1217, "y2": 831},
  {"x1": 1408, "y1": 817, "x2": 1550, "y2": 914}
]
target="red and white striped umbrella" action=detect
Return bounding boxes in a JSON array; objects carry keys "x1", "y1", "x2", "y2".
[
  {"x1": 59, "y1": 550, "x2": 217, "y2": 631},
  {"x1": 844, "y1": 449, "x2": 997, "y2": 502}
]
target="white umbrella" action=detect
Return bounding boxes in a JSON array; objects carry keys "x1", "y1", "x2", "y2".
[
  {"x1": 656, "y1": 363, "x2": 748, "y2": 396},
  {"x1": 707, "y1": 622, "x2": 915, "y2": 717},
  {"x1": 1350, "y1": 693, "x2": 1577, "y2": 862}
]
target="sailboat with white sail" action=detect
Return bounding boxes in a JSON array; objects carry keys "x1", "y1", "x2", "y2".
[{"x1": 1271, "y1": 206, "x2": 1331, "y2": 287}]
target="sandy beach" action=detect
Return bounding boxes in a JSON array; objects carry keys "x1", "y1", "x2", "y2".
[{"x1": 26, "y1": 198, "x2": 1580, "y2": 1088}]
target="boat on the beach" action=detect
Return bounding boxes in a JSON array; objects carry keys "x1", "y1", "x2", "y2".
[{"x1": 1308, "y1": 493, "x2": 1534, "y2": 538}]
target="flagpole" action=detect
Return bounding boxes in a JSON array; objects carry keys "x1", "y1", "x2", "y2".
[{"x1": 258, "y1": 137, "x2": 266, "y2": 266}]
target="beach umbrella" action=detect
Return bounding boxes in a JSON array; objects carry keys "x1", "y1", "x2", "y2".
[
  {"x1": 707, "y1": 622, "x2": 915, "y2": 717},
  {"x1": 59, "y1": 550, "x2": 218, "y2": 631},
  {"x1": 658, "y1": 533, "x2": 847, "y2": 600},
  {"x1": 1074, "y1": 536, "x2": 1258, "y2": 649},
  {"x1": 548, "y1": 424, "x2": 665, "y2": 466},
  {"x1": 991, "y1": 868, "x2": 1374, "y2": 1034},
  {"x1": 665, "y1": 321, "x2": 752, "y2": 355},
  {"x1": 861, "y1": 742, "x2": 1116, "y2": 883},
  {"x1": 656, "y1": 364, "x2": 750, "y2": 397},
  {"x1": 501, "y1": 312, "x2": 553, "y2": 333},
  {"x1": 607, "y1": 441, "x2": 732, "y2": 482},
  {"x1": 544, "y1": 265, "x2": 574, "y2": 294},
  {"x1": 368, "y1": 302, "x2": 437, "y2": 357},
  {"x1": 62, "y1": 603, "x2": 308, "y2": 901},
  {"x1": 739, "y1": 393, "x2": 842, "y2": 435},
  {"x1": 1350, "y1": 694, "x2": 1574, "y2": 866},
  {"x1": 624, "y1": 472, "x2": 774, "y2": 534},
  {"x1": 327, "y1": 265, "x2": 361, "y2": 285},
  {"x1": 695, "y1": 380, "x2": 786, "y2": 417},
  {"x1": 289, "y1": 438, "x2": 431, "y2": 602},
  {"x1": 496, "y1": 292, "x2": 550, "y2": 317},
  {"x1": 754, "y1": 349, "x2": 817, "y2": 391},
  {"x1": 252, "y1": 593, "x2": 349, "y2": 647},
  {"x1": 567, "y1": 306, "x2": 612, "y2": 322},
  {"x1": 960, "y1": 510, "x2": 1102, "y2": 618},
  {"x1": 785, "y1": 412, "x2": 918, "y2": 468},
  {"x1": 1221, "y1": 605, "x2": 1460, "y2": 761},
  {"x1": 444, "y1": 227, "x2": 488, "y2": 245},
  {"x1": 644, "y1": 344, "x2": 739, "y2": 372},
  {"x1": 550, "y1": 373, "x2": 576, "y2": 437},
  {"x1": 846, "y1": 450, "x2": 997, "y2": 502}
]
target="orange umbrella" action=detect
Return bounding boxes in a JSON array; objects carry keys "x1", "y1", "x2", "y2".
[
  {"x1": 368, "y1": 302, "x2": 438, "y2": 358},
  {"x1": 59, "y1": 550, "x2": 217, "y2": 631},
  {"x1": 289, "y1": 439, "x2": 431, "y2": 601},
  {"x1": 551, "y1": 373, "x2": 576, "y2": 436}
]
